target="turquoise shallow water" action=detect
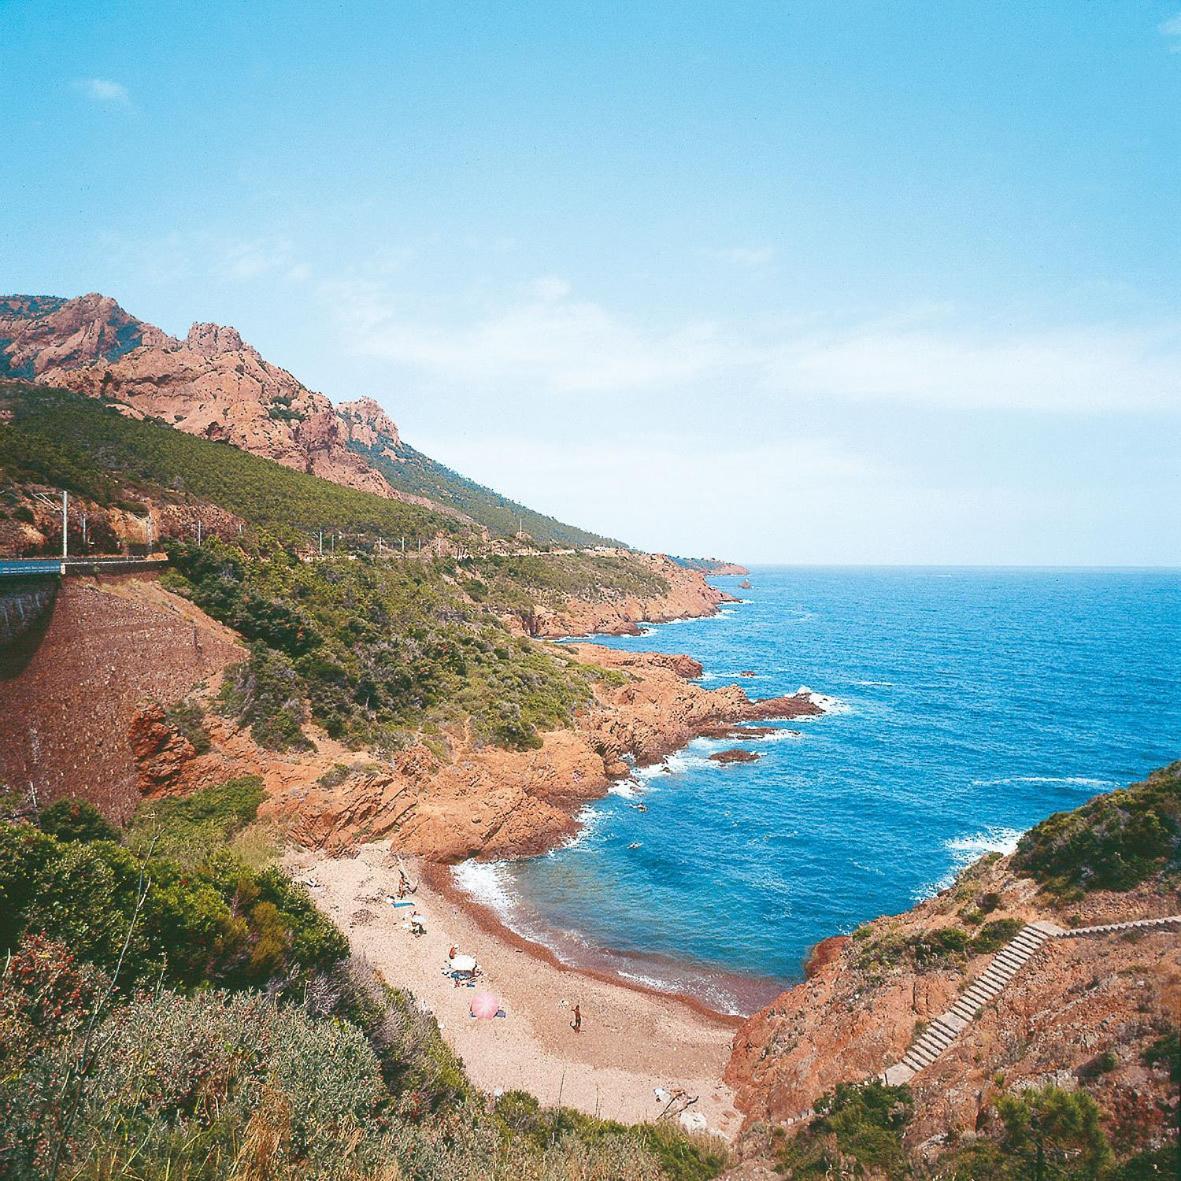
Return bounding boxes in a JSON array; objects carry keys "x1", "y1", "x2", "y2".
[{"x1": 454, "y1": 567, "x2": 1181, "y2": 1014}]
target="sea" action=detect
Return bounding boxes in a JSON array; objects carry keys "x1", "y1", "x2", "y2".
[{"x1": 454, "y1": 567, "x2": 1181, "y2": 1015}]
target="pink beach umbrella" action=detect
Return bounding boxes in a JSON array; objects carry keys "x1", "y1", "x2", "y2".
[{"x1": 470, "y1": 991, "x2": 501, "y2": 1020}]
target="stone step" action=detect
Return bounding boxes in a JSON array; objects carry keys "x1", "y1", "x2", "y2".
[
  {"x1": 936, "y1": 1011, "x2": 969, "y2": 1033},
  {"x1": 968, "y1": 978, "x2": 1003, "y2": 997},
  {"x1": 883, "y1": 1063, "x2": 916, "y2": 1086},
  {"x1": 930, "y1": 1017, "x2": 964, "y2": 1039},
  {"x1": 922, "y1": 1025, "x2": 955, "y2": 1048},
  {"x1": 992, "y1": 952, "x2": 1026, "y2": 970},
  {"x1": 918, "y1": 1037, "x2": 949, "y2": 1058},
  {"x1": 996, "y1": 944, "x2": 1030, "y2": 959},
  {"x1": 915, "y1": 1031, "x2": 949, "y2": 1053},
  {"x1": 1006, "y1": 941, "x2": 1040, "y2": 957}
]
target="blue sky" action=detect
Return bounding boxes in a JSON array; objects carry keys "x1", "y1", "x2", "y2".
[{"x1": 2, "y1": 1, "x2": 1178, "y2": 563}]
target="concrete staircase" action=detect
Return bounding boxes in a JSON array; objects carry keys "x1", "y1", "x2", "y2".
[
  {"x1": 1049, "y1": 915, "x2": 1181, "y2": 938},
  {"x1": 881, "y1": 915, "x2": 1181, "y2": 1087}
]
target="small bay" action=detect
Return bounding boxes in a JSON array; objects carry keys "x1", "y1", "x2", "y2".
[{"x1": 459, "y1": 567, "x2": 1181, "y2": 1014}]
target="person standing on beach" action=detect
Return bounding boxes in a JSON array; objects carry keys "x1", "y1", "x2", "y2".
[{"x1": 571, "y1": 1004, "x2": 582, "y2": 1033}]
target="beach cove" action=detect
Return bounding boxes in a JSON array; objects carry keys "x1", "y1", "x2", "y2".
[
  {"x1": 453, "y1": 567, "x2": 1181, "y2": 1006},
  {"x1": 287, "y1": 843, "x2": 744, "y2": 1135}
]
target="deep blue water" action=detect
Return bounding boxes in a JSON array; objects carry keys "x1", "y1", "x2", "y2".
[{"x1": 454, "y1": 568, "x2": 1181, "y2": 1013}]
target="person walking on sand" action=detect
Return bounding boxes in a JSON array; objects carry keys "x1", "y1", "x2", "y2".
[{"x1": 571, "y1": 1004, "x2": 582, "y2": 1033}]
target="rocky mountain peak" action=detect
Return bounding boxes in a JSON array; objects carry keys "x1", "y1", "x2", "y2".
[
  {"x1": 336, "y1": 396, "x2": 401, "y2": 453},
  {"x1": 0, "y1": 291, "x2": 170, "y2": 378},
  {"x1": 185, "y1": 322, "x2": 252, "y2": 358}
]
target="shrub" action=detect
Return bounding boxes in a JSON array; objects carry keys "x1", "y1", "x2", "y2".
[
  {"x1": 1141, "y1": 1029, "x2": 1180, "y2": 1084},
  {"x1": 970, "y1": 917, "x2": 1025, "y2": 955},
  {"x1": 219, "y1": 646, "x2": 315, "y2": 751},
  {"x1": 1012, "y1": 763, "x2": 1180, "y2": 895},
  {"x1": 777, "y1": 1081, "x2": 913, "y2": 1179},
  {"x1": 164, "y1": 698, "x2": 212, "y2": 754},
  {"x1": 125, "y1": 774, "x2": 265, "y2": 865},
  {"x1": 0, "y1": 818, "x2": 345, "y2": 991},
  {"x1": 37, "y1": 797, "x2": 118, "y2": 843}
]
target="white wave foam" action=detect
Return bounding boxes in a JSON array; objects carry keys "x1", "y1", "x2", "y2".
[
  {"x1": 946, "y1": 827, "x2": 1024, "y2": 859},
  {"x1": 913, "y1": 825, "x2": 1025, "y2": 901},
  {"x1": 451, "y1": 860, "x2": 515, "y2": 913},
  {"x1": 608, "y1": 780, "x2": 639, "y2": 799},
  {"x1": 851, "y1": 859, "x2": 886, "y2": 876},
  {"x1": 972, "y1": 775, "x2": 1117, "y2": 789},
  {"x1": 795, "y1": 686, "x2": 850, "y2": 714},
  {"x1": 748, "y1": 726, "x2": 803, "y2": 742}
]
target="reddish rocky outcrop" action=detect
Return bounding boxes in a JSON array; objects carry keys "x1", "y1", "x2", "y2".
[
  {"x1": 509, "y1": 553, "x2": 741, "y2": 639},
  {"x1": 0, "y1": 293, "x2": 427, "y2": 505},
  {"x1": 725, "y1": 851, "x2": 1181, "y2": 1164},
  {"x1": 710, "y1": 749, "x2": 761, "y2": 764},
  {"x1": 129, "y1": 704, "x2": 199, "y2": 793},
  {"x1": 0, "y1": 293, "x2": 171, "y2": 377},
  {"x1": 337, "y1": 396, "x2": 401, "y2": 455}
]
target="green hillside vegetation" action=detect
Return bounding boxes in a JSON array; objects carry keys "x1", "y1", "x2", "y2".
[
  {"x1": 464, "y1": 552, "x2": 671, "y2": 633},
  {"x1": 165, "y1": 538, "x2": 616, "y2": 752},
  {"x1": 775, "y1": 1079, "x2": 1176, "y2": 1180},
  {"x1": 0, "y1": 382, "x2": 461, "y2": 546},
  {"x1": 352, "y1": 435, "x2": 622, "y2": 549},
  {"x1": 0, "y1": 785, "x2": 727, "y2": 1181},
  {"x1": 1012, "y1": 762, "x2": 1181, "y2": 897}
]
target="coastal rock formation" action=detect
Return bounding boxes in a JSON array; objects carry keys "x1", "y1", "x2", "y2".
[
  {"x1": 129, "y1": 704, "x2": 199, "y2": 794},
  {"x1": 725, "y1": 777, "x2": 1181, "y2": 1165},
  {"x1": 710, "y1": 749, "x2": 761, "y2": 764},
  {"x1": 520, "y1": 554, "x2": 740, "y2": 638},
  {"x1": 252, "y1": 646, "x2": 821, "y2": 861}
]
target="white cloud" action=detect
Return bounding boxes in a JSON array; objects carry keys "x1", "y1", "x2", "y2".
[
  {"x1": 217, "y1": 236, "x2": 300, "y2": 281},
  {"x1": 764, "y1": 319, "x2": 1181, "y2": 413},
  {"x1": 325, "y1": 278, "x2": 1181, "y2": 415},
  {"x1": 1161, "y1": 12, "x2": 1181, "y2": 51},
  {"x1": 322, "y1": 277, "x2": 734, "y2": 394},
  {"x1": 528, "y1": 275, "x2": 573, "y2": 302},
  {"x1": 76, "y1": 77, "x2": 131, "y2": 105},
  {"x1": 708, "y1": 246, "x2": 776, "y2": 267}
]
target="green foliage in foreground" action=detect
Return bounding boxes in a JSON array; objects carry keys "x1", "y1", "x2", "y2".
[
  {"x1": 1012, "y1": 762, "x2": 1181, "y2": 897},
  {"x1": 166, "y1": 538, "x2": 609, "y2": 751},
  {"x1": 776, "y1": 1081, "x2": 914, "y2": 1178},
  {"x1": 124, "y1": 775, "x2": 267, "y2": 866},
  {"x1": 36, "y1": 797, "x2": 118, "y2": 844},
  {"x1": 0, "y1": 809, "x2": 345, "y2": 991},
  {"x1": 854, "y1": 918, "x2": 1028, "y2": 974},
  {"x1": 776, "y1": 1081, "x2": 1174, "y2": 1180},
  {"x1": 0, "y1": 382, "x2": 461, "y2": 545},
  {"x1": 0, "y1": 787, "x2": 728, "y2": 1181}
]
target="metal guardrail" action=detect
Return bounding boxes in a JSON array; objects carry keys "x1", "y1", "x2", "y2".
[{"x1": 0, "y1": 557, "x2": 169, "y2": 578}]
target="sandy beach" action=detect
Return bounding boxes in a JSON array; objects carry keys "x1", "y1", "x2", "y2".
[{"x1": 288, "y1": 841, "x2": 742, "y2": 1137}]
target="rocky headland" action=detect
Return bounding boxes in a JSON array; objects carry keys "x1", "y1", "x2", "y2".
[
  {"x1": 724, "y1": 763, "x2": 1181, "y2": 1172},
  {"x1": 135, "y1": 629, "x2": 820, "y2": 862},
  {"x1": 1, "y1": 572, "x2": 809, "y2": 861}
]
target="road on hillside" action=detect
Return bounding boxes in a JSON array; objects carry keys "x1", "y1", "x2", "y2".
[{"x1": 0, "y1": 557, "x2": 169, "y2": 578}]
